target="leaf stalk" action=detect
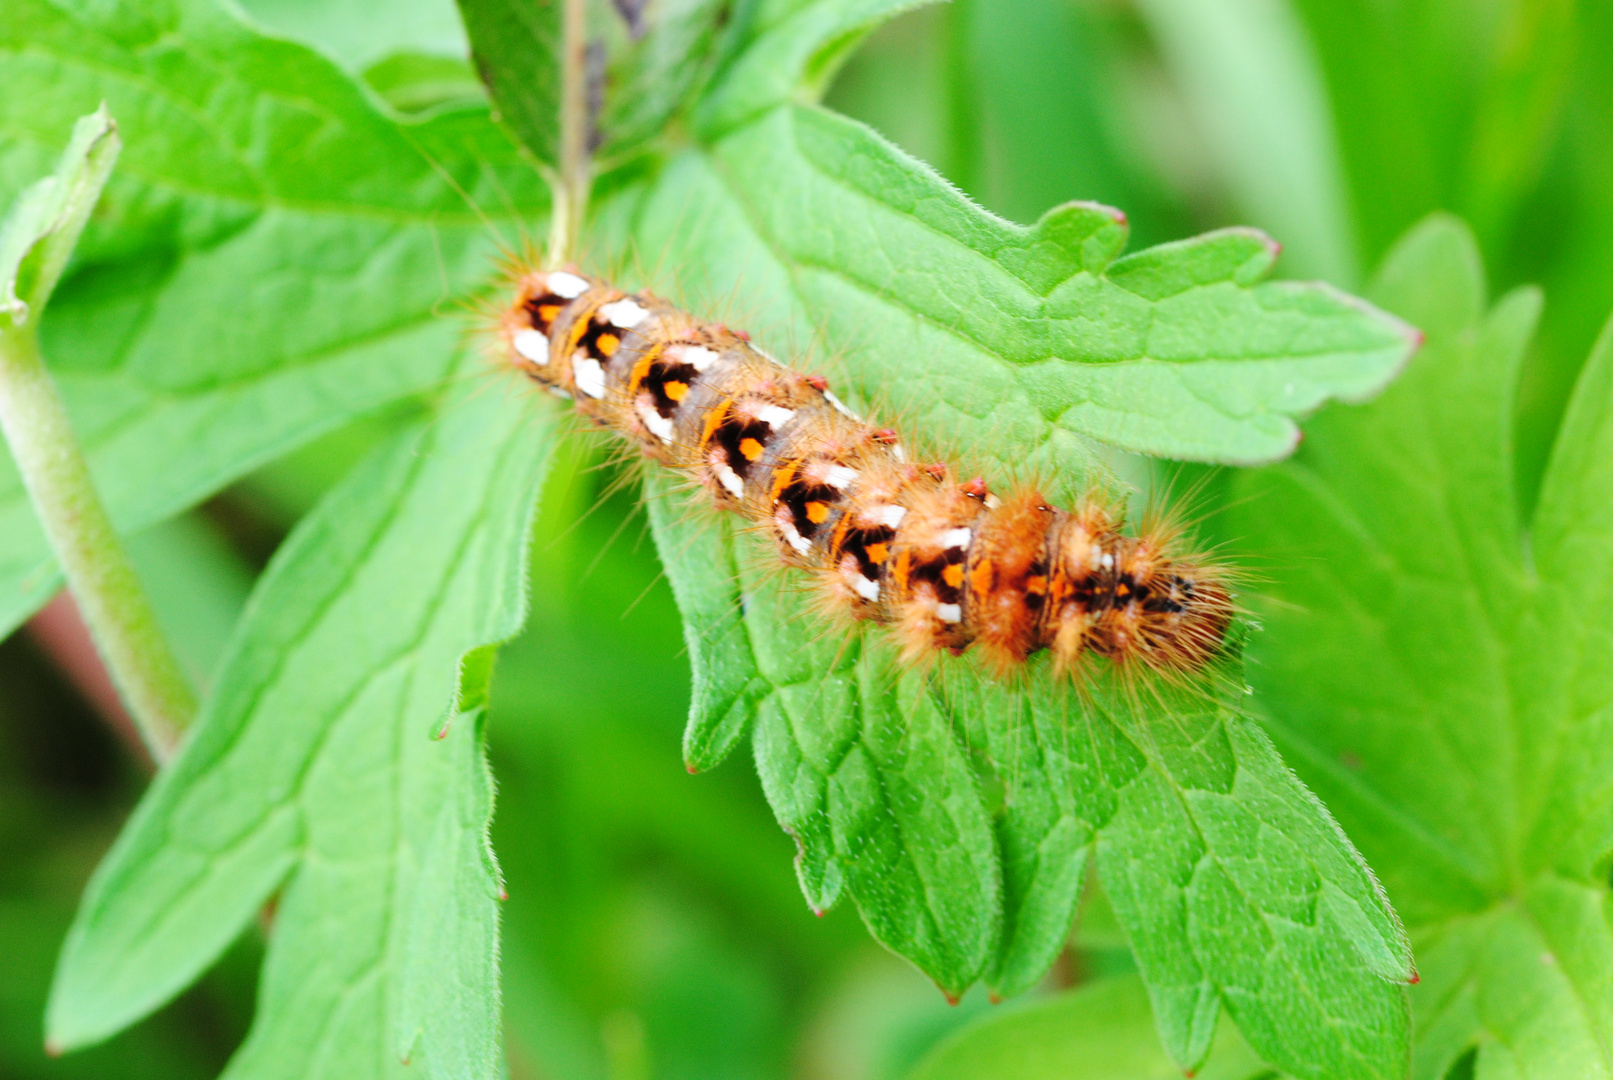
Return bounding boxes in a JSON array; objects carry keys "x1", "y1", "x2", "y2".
[
  {"x1": 0, "y1": 108, "x2": 196, "y2": 760},
  {"x1": 0, "y1": 325, "x2": 197, "y2": 759},
  {"x1": 546, "y1": 0, "x2": 592, "y2": 267}
]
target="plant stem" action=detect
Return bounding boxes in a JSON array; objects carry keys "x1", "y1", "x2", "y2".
[
  {"x1": 0, "y1": 323, "x2": 196, "y2": 760},
  {"x1": 546, "y1": 0, "x2": 592, "y2": 267}
]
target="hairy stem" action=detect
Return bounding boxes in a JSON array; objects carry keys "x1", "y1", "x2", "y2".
[
  {"x1": 0, "y1": 323, "x2": 196, "y2": 759},
  {"x1": 546, "y1": 0, "x2": 591, "y2": 267}
]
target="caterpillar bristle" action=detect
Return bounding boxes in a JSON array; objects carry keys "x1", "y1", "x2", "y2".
[{"x1": 494, "y1": 265, "x2": 1236, "y2": 682}]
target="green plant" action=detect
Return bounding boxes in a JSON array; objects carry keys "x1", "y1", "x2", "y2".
[{"x1": 1, "y1": 2, "x2": 1609, "y2": 1079}]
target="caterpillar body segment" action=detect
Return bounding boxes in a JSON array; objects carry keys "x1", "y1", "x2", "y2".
[{"x1": 499, "y1": 268, "x2": 1233, "y2": 678}]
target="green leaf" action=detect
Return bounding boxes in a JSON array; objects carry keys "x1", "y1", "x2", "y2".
[
  {"x1": 617, "y1": 104, "x2": 1416, "y2": 477},
  {"x1": 236, "y1": 0, "x2": 469, "y2": 71},
  {"x1": 0, "y1": 105, "x2": 119, "y2": 327},
  {"x1": 362, "y1": 52, "x2": 486, "y2": 114},
  {"x1": 1133, "y1": 0, "x2": 1357, "y2": 285},
  {"x1": 22, "y1": 3, "x2": 1430, "y2": 1077},
  {"x1": 397, "y1": 710, "x2": 505, "y2": 1080},
  {"x1": 920, "y1": 0, "x2": 1186, "y2": 247},
  {"x1": 1227, "y1": 212, "x2": 1613, "y2": 1078},
  {"x1": 453, "y1": 0, "x2": 561, "y2": 169},
  {"x1": 126, "y1": 512, "x2": 256, "y2": 689},
  {"x1": 1456, "y1": 0, "x2": 1577, "y2": 245},
  {"x1": 1288, "y1": 0, "x2": 1579, "y2": 262},
  {"x1": 692, "y1": 0, "x2": 936, "y2": 140},
  {"x1": 488, "y1": 444, "x2": 833, "y2": 1080},
  {"x1": 583, "y1": 3, "x2": 1420, "y2": 1074},
  {"x1": 46, "y1": 384, "x2": 559, "y2": 1076},
  {"x1": 641, "y1": 507, "x2": 1410, "y2": 1078},
  {"x1": 598, "y1": 0, "x2": 733, "y2": 165},
  {"x1": 1513, "y1": 4, "x2": 1613, "y2": 520},
  {"x1": 907, "y1": 973, "x2": 1271, "y2": 1080},
  {"x1": 0, "y1": 0, "x2": 546, "y2": 638},
  {"x1": 455, "y1": 0, "x2": 745, "y2": 173},
  {"x1": 642, "y1": 470, "x2": 769, "y2": 773}
]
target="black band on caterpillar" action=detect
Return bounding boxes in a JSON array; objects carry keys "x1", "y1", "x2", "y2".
[{"x1": 498, "y1": 268, "x2": 1233, "y2": 677}]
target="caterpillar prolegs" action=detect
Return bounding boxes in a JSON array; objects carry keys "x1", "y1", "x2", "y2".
[{"x1": 497, "y1": 267, "x2": 1233, "y2": 678}]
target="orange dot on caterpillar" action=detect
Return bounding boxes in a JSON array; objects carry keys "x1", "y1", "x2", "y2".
[{"x1": 495, "y1": 265, "x2": 1234, "y2": 681}]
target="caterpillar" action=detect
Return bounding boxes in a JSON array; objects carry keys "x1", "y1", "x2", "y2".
[{"x1": 495, "y1": 266, "x2": 1233, "y2": 679}]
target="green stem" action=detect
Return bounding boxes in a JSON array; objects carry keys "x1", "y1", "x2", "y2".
[
  {"x1": 0, "y1": 322, "x2": 196, "y2": 760},
  {"x1": 546, "y1": 0, "x2": 592, "y2": 267}
]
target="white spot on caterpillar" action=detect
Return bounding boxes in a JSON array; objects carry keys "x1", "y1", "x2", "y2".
[
  {"x1": 852, "y1": 574, "x2": 881, "y2": 602},
  {"x1": 573, "y1": 355, "x2": 607, "y2": 398},
  {"x1": 776, "y1": 511, "x2": 812, "y2": 554},
  {"x1": 599, "y1": 298, "x2": 649, "y2": 329},
  {"x1": 984, "y1": 493, "x2": 1002, "y2": 510},
  {"x1": 941, "y1": 527, "x2": 972, "y2": 551},
  {"x1": 754, "y1": 405, "x2": 795, "y2": 428},
  {"x1": 637, "y1": 399, "x2": 674, "y2": 442},
  {"x1": 1100, "y1": 552, "x2": 1115, "y2": 570},
  {"x1": 668, "y1": 343, "x2": 720, "y2": 371},
  {"x1": 714, "y1": 460, "x2": 746, "y2": 498},
  {"x1": 547, "y1": 272, "x2": 589, "y2": 298},
  {"x1": 548, "y1": 386, "x2": 572, "y2": 400},
  {"x1": 1089, "y1": 543, "x2": 1105, "y2": 569},
  {"x1": 823, "y1": 390, "x2": 861, "y2": 420},
  {"x1": 822, "y1": 465, "x2": 858, "y2": 491},
  {"x1": 868, "y1": 505, "x2": 906, "y2": 529},
  {"x1": 513, "y1": 329, "x2": 550, "y2": 365},
  {"x1": 891, "y1": 443, "x2": 905, "y2": 463},
  {"x1": 936, "y1": 603, "x2": 963, "y2": 624}
]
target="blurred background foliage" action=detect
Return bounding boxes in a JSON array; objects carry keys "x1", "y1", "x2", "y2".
[{"x1": 2, "y1": 0, "x2": 1609, "y2": 1077}]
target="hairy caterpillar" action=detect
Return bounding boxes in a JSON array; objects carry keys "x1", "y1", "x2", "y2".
[{"x1": 495, "y1": 266, "x2": 1233, "y2": 679}]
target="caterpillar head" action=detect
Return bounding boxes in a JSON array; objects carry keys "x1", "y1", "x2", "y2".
[{"x1": 501, "y1": 268, "x2": 594, "y2": 380}]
